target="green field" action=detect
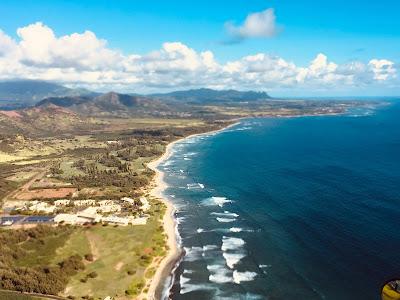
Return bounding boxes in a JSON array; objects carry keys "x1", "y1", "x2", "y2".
[
  {"x1": 58, "y1": 199, "x2": 166, "y2": 299},
  {"x1": 0, "y1": 198, "x2": 166, "y2": 299},
  {"x1": 0, "y1": 290, "x2": 43, "y2": 300}
]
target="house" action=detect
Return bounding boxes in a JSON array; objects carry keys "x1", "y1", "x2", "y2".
[
  {"x1": 139, "y1": 197, "x2": 150, "y2": 211},
  {"x1": 98, "y1": 204, "x2": 121, "y2": 213},
  {"x1": 54, "y1": 214, "x2": 79, "y2": 224},
  {"x1": 54, "y1": 199, "x2": 71, "y2": 206},
  {"x1": 28, "y1": 201, "x2": 56, "y2": 213},
  {"x1": 102, "y1": 215, "x2": 130, "y2": 226},
  {"x1": 121, "y1": 197, "x2": 135, "y2": 205},
  {"x1": 99, "y1": 200, "x2": 114, "y2": 206},
  {"x1": 77, "y1": 207, "x2": 100, "y2": 221},
  {"x1": 73, "y1": 200, "x2": 97, "y2": 206}
]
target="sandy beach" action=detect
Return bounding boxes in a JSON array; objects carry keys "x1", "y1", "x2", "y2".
[
  {"x1": 143, "y1": 121, "x2": 240, "y2": 300},
  {"x1": 145, "y1": 137, "x2": 183, "y2": 300}
]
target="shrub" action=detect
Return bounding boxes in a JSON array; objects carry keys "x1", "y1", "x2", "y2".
[
  {"x1": 87, "y1": 271, "x2": 98, "y2": 279},
  {"x1": 84, "y1": 253, "x2": 94, "y2": 262}
]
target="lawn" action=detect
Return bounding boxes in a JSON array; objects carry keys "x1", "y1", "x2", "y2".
[
  {"x1": 60, "y1": 199, "x2": 166, "y2": 299},
  {"x1": 0, "y1": 290, "x2": 43, "y2": 300},
  {"x1": 16, "y1": 227, "x2": 74, "y2": 267}
]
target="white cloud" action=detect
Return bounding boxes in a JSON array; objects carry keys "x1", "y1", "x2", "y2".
[
  {"x1": 368, "y1": 59, "x2": 396, "y2": 81},
  {"x1": 0, "y1": 29, "x2": 16, "y2": 56},
  {"x1": 0, "y1": 22, "x2": 398, "y2": 94},
  {"x1": 225, "y1": 8, "x2": 278, "y2": 41},
  {"x1": 16, "y1": 22, "x2": 121, "y2": 70}
]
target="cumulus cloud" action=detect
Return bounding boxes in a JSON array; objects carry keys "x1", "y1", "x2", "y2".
[
  {"x1": 368, "y1": 59, "x2": 396, "y2": 81},
  {"x1": 0, "y1": 22, "x2": 397, "y2": 94},
  {"x1": 0, "y1": 29, "x2": 16, "y2": 56},
  {"x1": 16, "y1": 22, "x2": 121, "y2": 70},
  {"x1": 225, "y1": 8, "x2": 279, "y2": 42}
]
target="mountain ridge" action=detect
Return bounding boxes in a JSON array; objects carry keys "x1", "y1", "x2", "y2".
[
  {"x1": 150, "y1": 88, "x2": 271, "y2": 103},
  {"x1": 0, "y1": 80, "x2": 96, "y2": 110}
]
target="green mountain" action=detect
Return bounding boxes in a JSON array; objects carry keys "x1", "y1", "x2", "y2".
[
  {"x1": 0, "y1": 80, "x2": 94, "y2": 109},
  {"x1": 150, "y1": 88, "x2": 271, "y2": 103},
  {"x1": 36, "y1": 92, "x2": 171, "y2": 116}
]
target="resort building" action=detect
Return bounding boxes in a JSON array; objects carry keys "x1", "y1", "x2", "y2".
[
  {"x1": 54, "y1": 199, "x2": 71, "y2": 206},
  {"x1": 139, "y1": 197, "x2": 150, "y2": 211}
]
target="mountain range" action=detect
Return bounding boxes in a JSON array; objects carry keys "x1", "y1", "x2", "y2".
[
  {"x1": 35, "y1": 92, "x2": 172, "y2": 117},
  {"x1": 150, "y1": 88, "x2": 271, "y2": 103},
  {"x1": 0, "y1": 80, "x2": 271, "y2": 110},
  {"x1": 0, "y1": 80, "x2": 96, "y2": 109},
  {"x1": 0, "y1": 80, "x2": 273, "y2": 135}
]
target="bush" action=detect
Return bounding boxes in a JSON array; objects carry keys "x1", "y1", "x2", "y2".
[
  {"x1": 84, "y1": 253, "x2": 94, "y2": 262},
  {"x1": 87, "y1": 271, "x2": 98, "y2": 279}
]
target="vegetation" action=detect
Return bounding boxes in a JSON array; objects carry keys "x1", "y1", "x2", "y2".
[
  {"x1": 57, "y1": 200, "x2": 167, "y2": 299},
  {"x1": 0, "y1": 225, "x2": 84, "y2": 295},
  {"x1": 0, "y1": 290, "x2": 44, "y2": 300},
  {"x1": 0, "y1": 83, "x2": 375, "y2": 298}
]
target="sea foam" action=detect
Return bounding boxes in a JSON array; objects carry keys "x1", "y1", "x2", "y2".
[
  {"x1": 233, "y1": 270, "x2": 257, "y2": 284},
  {"x1": 184, "y1": 246, "x2": 203, "y2": 262},
  {"x1": 211, "y1": 211, "x2": 239, "y2": 217},
  {"x1": 216, "y1": 217, "x2": 236, "y2": 223},
  {"x1": 207, "y1": 264, "x2": 232, "y2": 284},
  {"x1": 187, "y1": 183, "x2": 205, "y2": 189},
  {"x1": 223, "y1": 253, "x2": 246, "y2": 269},
  {"x1": 221, "y1": 236, "x2": 245, "y2": 251},
  {"x1": 202, "y1": 196, "x2": 232, "y2": 207},
  {"x1": 229, "y1": 227, "x2": 243, "y2": 232}
]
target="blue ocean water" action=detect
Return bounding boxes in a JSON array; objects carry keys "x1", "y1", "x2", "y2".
[{"x1": 159, "y1": 100, "x2": 400, "y2": 300}]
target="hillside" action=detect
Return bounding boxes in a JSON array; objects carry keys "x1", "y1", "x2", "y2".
[
  {"x1": 0, "y1": 80, "x2": 94, "y2": 110},
  {"x1": 150, "y1": 88, "x2": 271, "y2": 103},
  {"x1": 0, "y1": 105, "x2": 101, "y2": 136},
  {"x1": 36, "y1": 92, "x2": 172, "y2": 117}
]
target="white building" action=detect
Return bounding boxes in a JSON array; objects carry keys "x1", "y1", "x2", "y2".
[
  {"x1": 77, "y1": 207, "x2": 100, "y2": 220},
  {"x1": 99, "y1": 200, "x2": 114, "y2": 206},
  {"x1": 28, "y1": 201, "x2": 56, "y2": 214},
  {"x1": 97, "y1": 204, "x2": 121, "y2": 213},
  {"x1": 73, "y1": 200, "x2": 97, "y2": 207},
  {"x1": 54, "y1": 214, "x2": 79, "y2": 224},
  {"x1": 140, "y1": 197, "x2": 150, "y2": 211},
  {"x1": 102, "y1": 215, "x2": 130, "y2": 226},
  {"x1": 54, "y1": 199, "x2": 71, "y2": 206},
  {"x1": 121, "y1": 197, "x2": 135, "y2": 205}
]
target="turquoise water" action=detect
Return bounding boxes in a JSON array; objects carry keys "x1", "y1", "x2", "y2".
[{"x1": 159, "y1": 100, "x2": 400, "y2": 300}]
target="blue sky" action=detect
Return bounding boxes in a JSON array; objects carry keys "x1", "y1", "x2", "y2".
[{"x1": 0, "y1": 0, "x2": 399, "y2": 96}]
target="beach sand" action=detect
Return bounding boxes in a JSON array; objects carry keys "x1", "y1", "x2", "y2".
[
  {"x1": 142, "y1": 121, "x2": 240, "y2": 300},
  {"x1": 144, "y1": 138, "x2": 183, "y2": 300}
]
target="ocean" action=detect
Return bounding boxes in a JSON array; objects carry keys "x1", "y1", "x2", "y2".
[{"x1": 158, "y1": 100, "x2": 400, "y2": 300}]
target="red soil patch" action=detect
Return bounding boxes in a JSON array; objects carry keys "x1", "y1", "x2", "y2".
[
  {"x1": 15, "y1": 187, "x2": 77, "y2": 200},
  {"x1": 143, "y1": 247, "x2": 154, "y2": 255},
  {"x1": 0, "y1": 110, "x2": 22, "y2": 118}
]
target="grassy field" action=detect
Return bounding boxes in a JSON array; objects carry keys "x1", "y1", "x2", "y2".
[
  {"x1": 57, "y1": 199, "x2": 166, "y2": 299},
  {"x1": 0, "y1": 199, "x2": 165, "y2": 299},
  {"x1": 0, "y1": 117, "x2": 215, "y2": 298},
  {"x1": 16, "y1": 228, "x2": 74, "y2": 267},
  {"x1": 0, "y1": 290, "x2": 44, "y2": 300}
]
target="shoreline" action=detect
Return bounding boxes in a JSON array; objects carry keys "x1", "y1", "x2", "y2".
[
  {"x1": 141, "y1": 109, "x2": 352, "y2": 299},
  {"x1": 144, "y1": 121, "x2": 240, "y2": 300}
]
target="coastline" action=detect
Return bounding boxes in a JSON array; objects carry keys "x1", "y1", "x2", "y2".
[
  {"x1": 140, "y1": 109, "x2": 351, "y2": 299},
  {"x1": 144, "y1": 121, "x2": 240, "y2": 300}
]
